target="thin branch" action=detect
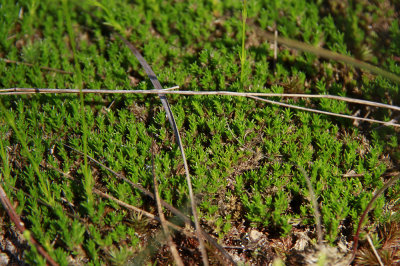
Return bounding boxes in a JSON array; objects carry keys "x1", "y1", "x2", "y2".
[
  {"x1": 151, "y1": 141, "x2": 184, "y2": 266},
  {"x1": 0, "y1": 58, "x2": 73, "y2": 74},
  {"x1": 0, "y1": 182, "x2": 58, "y2": 266},
  {"x1": 259, "y1": 32, "x2": 400, "y2": 84},
  {"x1": 2, "y1": 88, "x2": 399, "y2": 128}
]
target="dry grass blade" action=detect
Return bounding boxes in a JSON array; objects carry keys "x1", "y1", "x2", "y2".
[
  {"x1": 366, "y1": 234, "x2": 384, "y2": 266},
  {"x1": 260, "y1": 32, "x2": 400, "y2": 84},
  {"x1": 349, "y1": 173, "x2": 400, "y2": 265},
  {"x1": 298, "y1": 166, "x2": 323, "y2": 245},
  {"x1": 94, "y1": 189, "x2": 184, "y2": 232},
  {"x1": 62, "y1": 144, "x2": 236, "y2": 265},
  {"x1": 116, "y1": 33, "x2": 209, "y2": 265},
  {"x1": 151, "y1": 141, "x2": 184, "y2": 266},
  {"x1": 0, "y1": 182, "x2": 58, "y2": 266}
]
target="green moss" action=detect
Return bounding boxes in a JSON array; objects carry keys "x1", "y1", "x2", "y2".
[{"x1": 0, "y1": 0, "x2": 399, "y2": 264}]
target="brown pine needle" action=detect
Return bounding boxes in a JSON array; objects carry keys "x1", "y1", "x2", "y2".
[
  {"x1": 259, "y1": 32, "x2": 400, "y2": 84},
  {"x1": 151, "y1": 141, "x2": 184, "y2": 266},
  {"x1": 0, "y1": 58, "x2": 73, "y2": 74}
]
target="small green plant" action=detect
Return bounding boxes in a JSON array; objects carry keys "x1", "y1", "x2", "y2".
[{"x1": 240, "y1": 0, "x2": 247, "y2": 87}]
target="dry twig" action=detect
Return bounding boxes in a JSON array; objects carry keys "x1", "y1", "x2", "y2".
[
  {"x1": 0, "y1": 182, "x2": 58, "y2": 266},
  {"x1": 0, "y1": 58, "x2": 73, "y2": 74}
]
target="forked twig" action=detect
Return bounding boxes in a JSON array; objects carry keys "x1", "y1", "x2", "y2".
[
  {"x1": 151, "y1": 141, "x2": 184, "y2": 266},
  {"x1": 62, "y1": 144, "x2": 236, "y2": 265},
  {"x1": 0, "y1": 182, "x2": 58, "y2": 266},
  {"x1": 44, "y1": 161, "x2": 194, "y2": 235},
  {"x1": 116, "y1": 33, "x2": 209, "y2": 265}
]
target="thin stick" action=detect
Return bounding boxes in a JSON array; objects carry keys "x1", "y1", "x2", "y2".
[
  {"x1": 151, "y1": 141, "x2": 184, "y2": 266},
  {"x1": 298, "y1": 166, "x2": 323, "y2": 246},
  {"x1": 116, "y1": 33, "x2": 209, "y2": 265},
  {"x1": 1, "y1": 88, "x2": 399, "y2": 112},
  {"x1": 94, "y1": 189, "x2": 183, "y2": 232},
  {"x1": 259, "y1": 32, "x2": 400, "y2": 84},
  {"x1": 366, "y1": 234, "x2": 384, "y2": 266},
  {"x1": 273, "y1": 30, "x2": 278, "y2": 72},
  {"x1": 0, "y1": 58, "x2": 73, "y2": 74},
  {"x1": 0, "y1": 182, "x2": 58, "y2": 266}
]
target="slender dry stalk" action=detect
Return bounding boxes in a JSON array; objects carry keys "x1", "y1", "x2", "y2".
[
  {"x1": 248, "y1": 95, "x2": 399, "y2": 127},
  {"x1": 0, "y1": 58, "x2": 73, "y2": 74},
  {"x1": 0, "y1": 182, "x2": 58, "y2": 266},
  {"x1": 43, "y1": 161, "x2": 181, "y2": 230},
  {"x1": 366, "y1": 234, "x2": 384, "y2": 266},
  {"x1": 94, "y1": 189, "x2": 184, "y2": 232},
  {"x1": 116, "y1": 33, "x2": 209, "y2": 265},
  {"x1": 151, "y1": 141, "x2": 184, "y2": 266},
  {"x1": 1, "y1": 88, "x2": 399, "y2": 127},
  {"x1": 298, "y1": 166, "x2": 323, "y2": 245},
  {"x1": 273, "y1": 29, "x2": 278, "y2": 70}
]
